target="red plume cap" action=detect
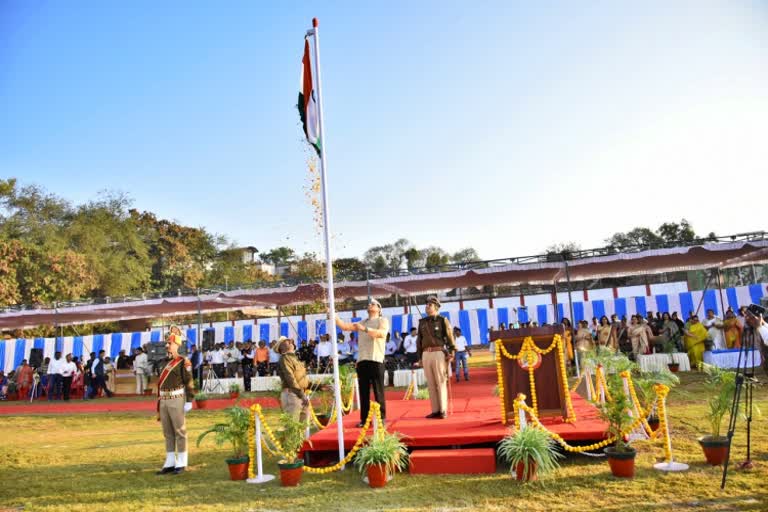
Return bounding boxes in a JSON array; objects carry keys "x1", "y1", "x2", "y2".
[{"x1": 312, "y1": 18, "x2": 318, "y2": 27}]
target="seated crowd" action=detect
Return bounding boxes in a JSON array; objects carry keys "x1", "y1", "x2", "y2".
[{"x1": 494, "y1": 305, "x2": 750, "y2": 368}]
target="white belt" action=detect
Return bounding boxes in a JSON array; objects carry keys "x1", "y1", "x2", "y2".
[{"x1": 159, "y1": 387, "x2": 185, "y2": 399}]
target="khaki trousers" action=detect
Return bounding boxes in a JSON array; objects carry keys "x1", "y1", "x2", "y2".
[
  {"x1": 159, "y1": 396, "x2": 187, "y2": 452},
  {"x1": 423, "y1": 351, "x2": 449, "y2": 414},
  {"x1": 281, "y1": 389, "x2": 308, "y2": 422}
]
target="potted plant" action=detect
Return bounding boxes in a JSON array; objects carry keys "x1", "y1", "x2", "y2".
[
  {"x1": 197, "y1": 406, "x2": 250, "y2": 480},
  {"x1": 353, "y1": 430, "x2": 410, "y2": 488},
  {"x1": 196, "y1": 405, "x2": 251, "y2": 480},
  {"x1": 274, "y1": 413, "x2": 308, "y2": 486},
  {"x1": 634, "y1": 370, "x2": 680, "y2": 432},
  {"x1": 194, "y1": 391, "x2": 209, "y2": 410},
  {"x1": 497, "y1": 426, "x2": 563, "y2": 482},
  {"x1": 599, "y1": 376, "x2": 637, "y2": 478},
  {"x1": 699, "y1": 363, "x2": 736, "y2": 465},
  {"x1": 414, "y1": 388, "x2": 430, "y2": 400},
  {"x1": 312, "y1": 389, "x2": 334, "y2": 426},
  {"x1": 662, "y1": 339, "x2": 680, "y2": 372},
  {"x1": 229, "y1": 382, "x2": 240, "y2": 400}
]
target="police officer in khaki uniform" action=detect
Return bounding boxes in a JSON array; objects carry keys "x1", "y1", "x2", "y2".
[
  {"x1": 417, "y1": 296, "x2": 456, "y2": 419},
  {"x1": 276, "y1": 336, "x2": 310, "y2": 422},
  {"x1": 156, "y1": 325, "x2": 195, "y2": 475}
]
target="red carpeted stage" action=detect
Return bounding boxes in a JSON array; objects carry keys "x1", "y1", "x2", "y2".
[{"x1": 304, "y1": 367, "x2": 608, "y2": 459}]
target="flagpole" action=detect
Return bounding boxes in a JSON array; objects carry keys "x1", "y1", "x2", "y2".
[{"x1": 309, "y1": 17, "x2": 346, "y2": 467}]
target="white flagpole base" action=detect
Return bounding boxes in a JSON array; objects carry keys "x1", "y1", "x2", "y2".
[
  {"x1": 653, "y1": 461, "x2": 689, "y2": 472},
  {"x1": 247, "y1": 474, "x2": 276, "y2": 484}
]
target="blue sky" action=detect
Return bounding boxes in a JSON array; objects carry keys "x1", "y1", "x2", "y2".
[{"x1": 1, "y1": 1, "x2": 766, "y2": 261}]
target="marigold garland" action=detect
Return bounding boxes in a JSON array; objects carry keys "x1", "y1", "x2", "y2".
[
  {"x1": 654, "y1": 384, "x2": 672, "y2": 463},
  {"x1": 495, "y1": 335, "x2": 575, "y2": 423},
  {"x1": 247, "y1": 402, "x2": 383, "y2": 476},
  {"x1": 512, "y1": 394, "x2": 648, "y2": 453}
]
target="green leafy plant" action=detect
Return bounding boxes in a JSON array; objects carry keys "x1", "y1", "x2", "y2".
[
  {"x1": 598, "y1": 376, "x2": 635, "y2": 453},
  {"x1": 497, "y1": 426, "x2": 563, "y2": 479},
  {"x1": 701, "y1": 363, "x2": 736, "y2": 438},
  {"x1": 353, "y1": 431, "x2": 410, "y2": 476},
  {"x1": 194, "y1": 391, "x2": 208, "y2": 401},
  {"x1": 339, "y1": 363, "x2": 355, "y2": 398},
  {"x1": 229, "y1": 382, "x2": 240, "y2": 393},
  {"x1": 415, "y1": 388, "x2": 429, "y2": 400},
  {"x1": 196, "y1": 405, "x2": 250, "y2": 459},
  {"x1": 274, "y1": 413, "x2": 308, "y2": 464},
  {"x1": 634, "y1": 370, "x2": 679, "y2": 413}
]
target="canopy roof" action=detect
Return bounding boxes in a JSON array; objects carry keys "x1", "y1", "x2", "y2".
[{"x1": 2, "y1": 239, "x2": 767, "y2": 330}]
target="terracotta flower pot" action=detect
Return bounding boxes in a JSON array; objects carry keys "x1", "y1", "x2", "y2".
[
  {"x1": 647, "y1": 417, "x2": 660, "y2": 432},
  {"x1": 699, "y1": 436, "x2": 730, "y2": 466},
  {"x1": 278, "y1": 460, "x2": 304, "y2": 486},
  {"x1": 226, "y1": 456, "x2": 249, "y2": 480},
  {"x1": 316, "y1": 414, "x2": 330, "y2": 427},
  {"x1": 366, "y1": 463, "x2": 388, "y2": 488},
  {"x1": 667, "y1": 363, "x2": 680, "y2": 373},
  {"x1": 604, "y1": 447, "x2": 636, "y2": 478},
  {"x1": 195, "y1": 400, "x2": 208, "y2": 410},
  {"x1": 514, "y1": 460, "x2": 538, "y2": 482},
  {"x1": 229, "y1": 392, "x2": 239, "y2": 399}
]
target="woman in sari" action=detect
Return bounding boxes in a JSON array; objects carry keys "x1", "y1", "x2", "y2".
[
  {"x1": 683, "y1": 315, "x2": 708, "y2": 367},
  {"x1": 723, "y1": 309, "x2": 742, "y2": 349},
  {"x1": 627, "y1": 315, "x2": 649, "y2": 360},
  {"x1": 574, "y1": 320, "x2": 594, "y2": 353},
  {"x1": 596, "y1": 316, "x2": 616, "y2": 350},
  {"x1": 658, "y1": 312, "x2": 681, "y2": 350},
  {"x1": 561, "y1": 318, "x2": 575, "y2": 363}
]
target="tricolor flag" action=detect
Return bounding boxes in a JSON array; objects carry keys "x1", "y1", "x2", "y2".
[{"x1": 299, "y1": 39, "x2": 321, "y2": 156}]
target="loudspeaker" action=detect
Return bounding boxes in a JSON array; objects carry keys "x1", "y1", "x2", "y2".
[
  {"x1": 29, "y1": 348, "x2": 44, "y2": 368},
  {"x1": 202, "y1": 329, "x2": 215, "y2": 351}
]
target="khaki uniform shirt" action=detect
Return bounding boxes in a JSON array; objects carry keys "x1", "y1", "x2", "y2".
[
  {"x1": 159, "y1": 357, "x2": 195, "y2": 403},
  {"x1": 278, "y1": 353, "x2": 310, "y2": 399},
  {"x1": 416, "y1": 315, "x2": 456, "y2": 359},
  {"x1": 357, "y1": 317, "x2": 389, "y2": 363}
]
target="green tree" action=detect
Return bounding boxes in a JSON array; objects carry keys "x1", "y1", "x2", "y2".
[
  {"x1": 333, "y1": 257, "x2": 366, "y2": 279},
  {"x1": 605, "y1": 219, "x2": 714, "y2": 252},
  {"x1": 422, "y1": 246, "x2": 450, "y2": 269},
  {"x1": 68, "y1": 193, "x2": 152, "y2": 297},
  {"x1": 259, "y1": 246, "x2": 296, "y2": 266},
  {"x1": 130, "y1": 209, "x2": 219, "y2": 291},
  {"x1": 451, "y1": 248, "x2": 481, "y2": 264},
  {"x1": 287, "y1": 252, "x2": 325, "y2": 281}
]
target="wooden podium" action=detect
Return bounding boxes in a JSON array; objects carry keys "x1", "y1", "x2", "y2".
[{"x1": 492, "y1": 325, "x2": 567, "y2": 422}]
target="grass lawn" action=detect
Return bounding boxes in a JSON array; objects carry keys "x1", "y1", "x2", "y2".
[{"x1": 0, "y1": 356, "x2": 767, "y2": 511}]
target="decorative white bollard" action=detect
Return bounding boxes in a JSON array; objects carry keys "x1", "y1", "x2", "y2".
[
  {"x1": 247, "y1": 411, "x2": 275, "y2": 484},
  {"x1": 354, "y1": 378, "x2": 361, "y2": 411}
]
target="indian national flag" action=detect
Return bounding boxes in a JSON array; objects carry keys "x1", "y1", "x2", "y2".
[{"x1": 298, "y1": 39, "x2": 321, "y2": 156}]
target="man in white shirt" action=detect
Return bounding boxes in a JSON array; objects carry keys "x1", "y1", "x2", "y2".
[
  {"x1": 316, "y1": 335, "x2": 333, "y2": 372},
  {"x1": 453, "y1": 327, "x2": 472, "y2": 382},
  {"x1": 704, "y1": 309, "x2": 726, "y2": 350},
  {"x1": 209, "y1": 344, "x2": 225, "y2": 377},
  {"x1": 403, "y1": 327, "x2": 419, "y2": 367},
  {"x1": 745, "y1": 306, "x2": 768, "y2": 374},
  {"x1": 47, "y1": 352, "x2": 64, "y2": 401},
  {"x1": 336, "y1": 299, "x2": 390, "y2": 426},
  {"x1": 133, "y1": 348, "x2": 149, "y2": 394},
  {"x1": 60, "y1": 353, "x2": 78, "y2": 401},
  {"x1": 337, "y1": 335, "x2": 353, "y2": 366}
]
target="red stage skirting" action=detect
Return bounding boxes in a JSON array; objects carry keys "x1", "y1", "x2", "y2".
[{"x1": 305, "y1": 367, "x2": 608, "y2": 454}]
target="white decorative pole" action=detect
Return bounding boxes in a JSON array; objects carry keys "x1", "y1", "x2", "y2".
[
  {"x1": 308, "y1": 17, "x2": 345, "y2": 467},
  {"x1": 354, "y1": 377, "x2": 361, "y2": 411},
  {"x1": 247, "y1": 411, "x2": 275, "y2": 484}
]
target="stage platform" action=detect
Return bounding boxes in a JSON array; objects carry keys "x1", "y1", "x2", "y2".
[{"x1": 304, "y1": 367, "x2": 608, "y2": 460}]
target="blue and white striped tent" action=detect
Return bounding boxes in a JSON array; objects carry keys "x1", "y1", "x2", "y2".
[{"x1": 2, "y1": 283, "x2": 763, "y2": 372}]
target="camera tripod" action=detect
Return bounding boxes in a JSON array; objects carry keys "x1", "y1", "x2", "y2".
[
  {"x1": 203, "y1": 365, "x2": 224, "y2": 394},
  {"x1": 720, "y1": 325, "x2": 760, "y2": 488}
]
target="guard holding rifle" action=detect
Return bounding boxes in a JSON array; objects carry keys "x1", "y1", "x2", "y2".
[
  {"x1": 156, "y1": 325, "x2": 195, "y2": 475},
  {"x1": 417, "y1": 296, "x2": 456, "y2": 419}
]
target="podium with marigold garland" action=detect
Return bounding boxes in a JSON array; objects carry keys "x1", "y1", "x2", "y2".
[{"x1": 492, "y1": 325, "x2": 574, "y2": 424}]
